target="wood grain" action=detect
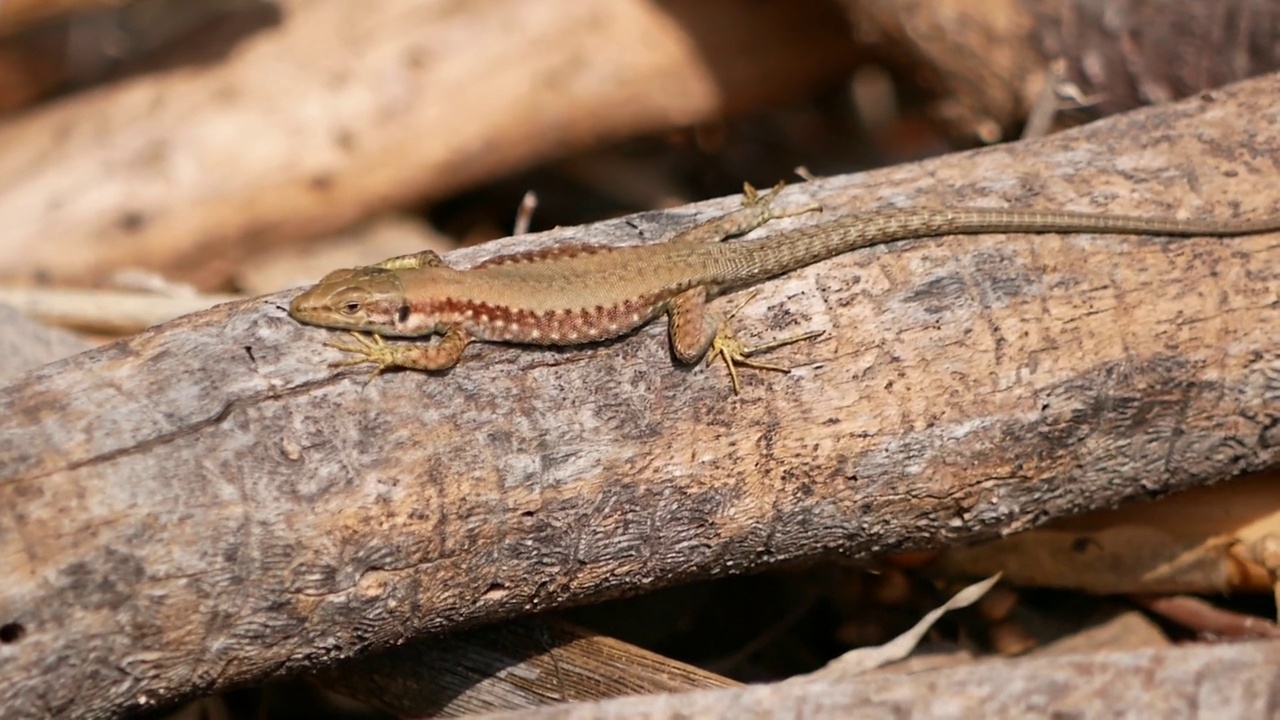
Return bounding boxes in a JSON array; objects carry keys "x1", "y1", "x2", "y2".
[
  {"x1": 319, "y1": 617, "x2": 738, "y2": 718},
  {"x1": 486, "y1": 639, "x2": 1280, "y2": 719},
  {"x1": 1, "y1": 74, "x2": 1278, "y2": 718}
]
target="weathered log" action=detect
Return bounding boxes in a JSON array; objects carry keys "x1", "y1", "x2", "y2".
[
  {"x1": 1, "y1": 74, "x2": 1277, "y2": 718},
  {"x1": 318, "y1": 617, "x2": 738, "y2": 718},
  {"x1": 486, "y1": 639, "x2": 1280, "y2": 719},
  {"x1": 842, "y1": 0, "x2": 1280, "y2": 141}
]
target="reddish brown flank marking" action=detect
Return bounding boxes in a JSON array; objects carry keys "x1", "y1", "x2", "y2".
[
  {"x1": 414, "y1": 298, "x2": 529, "y2": 324},
  {"x1": 407, "y1": 291, "x2": 671, "y2": 345}
]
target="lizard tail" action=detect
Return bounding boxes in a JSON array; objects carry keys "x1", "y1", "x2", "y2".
[{"x1": 720, "y1": 207, "x2": 1280, "y2": 287}]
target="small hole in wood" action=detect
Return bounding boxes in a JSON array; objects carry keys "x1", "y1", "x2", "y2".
[{"x1": 0, "y1": 622, "x2": 25, "y2": 643}]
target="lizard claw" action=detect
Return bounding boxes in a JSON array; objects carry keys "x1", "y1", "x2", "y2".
[
  {"x1": 706, "y1": 293, "x2": 825, "y2": 394},
  {"x1": 740, "y1": 181, "x2": 821, "y2": 220},
  {"x1": 708, "y1": 326, "x2": 825, "y2": 395},
  {"x1": 326, "y1": 332, "x2": 397, "y2": 382}
]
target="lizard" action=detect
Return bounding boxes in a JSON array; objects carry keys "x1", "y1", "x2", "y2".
[{"x1": 288, "y1": 184, "x2": 1280, "y2": 393}]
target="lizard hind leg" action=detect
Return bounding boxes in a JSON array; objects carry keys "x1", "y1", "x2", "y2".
[
  {"x1": 706, "y1": 292, "x2": 825, "y2": 394},
  {"x1": 668, "y1": 288, "x2": 823, "y2": 394}
]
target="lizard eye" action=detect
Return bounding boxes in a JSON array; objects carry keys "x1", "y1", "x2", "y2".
[{"x1": 341, "y1": 301, "x2": 361, "y2": 315}]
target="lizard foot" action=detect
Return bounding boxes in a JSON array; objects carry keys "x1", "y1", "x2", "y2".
[
  {"x1": 706, "y1": 292, "x2": 825, "y2": 394},
  {"x1": 326, "y1": 332, "x2": 399, "y2": 382},
  {"x1": 741, "y1": 181, "x2": 782, "y2": 207},
  {"x1": 741, "y1": 181, "x2": 822, "y2": 219}
]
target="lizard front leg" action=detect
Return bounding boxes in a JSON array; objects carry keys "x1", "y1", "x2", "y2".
[{"x1": 326, "y1": 326, "x2": 471, "y2": 379}]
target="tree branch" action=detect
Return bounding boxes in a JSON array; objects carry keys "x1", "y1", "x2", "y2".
[
  {"x1": 1, "y1": 74, "x2": 1278, "y2": 718},
  {"x1": 489, "y1": 639, "x2": 1280, "y2": 719}
]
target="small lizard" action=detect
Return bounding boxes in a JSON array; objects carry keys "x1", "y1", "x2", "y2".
[{"x1": 289, "y1": 184, "x2": 1280, "y2": 392}]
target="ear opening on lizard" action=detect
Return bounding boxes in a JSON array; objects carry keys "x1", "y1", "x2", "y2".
[{"x1": 396, "y1": 303, "x2": 411, "y2": 325}]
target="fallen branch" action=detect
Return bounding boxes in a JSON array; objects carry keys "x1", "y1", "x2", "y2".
[
  {"x1": 841, "y1": 0, "x2": 1280, "y2": 141},
  {"x1": 1, "y1": 74, "x2": 1277, "y2": 718},
  {"x1": 490, "y1": 639, "x2": 1280, "y2": 719},
  {"x1": 319, "y1": 617, "x2": 738, "y2": 717}
]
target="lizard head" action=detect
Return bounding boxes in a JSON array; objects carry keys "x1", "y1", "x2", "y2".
[{"x1": 289, "y1": 267, "x2": 418, "y2": 336}]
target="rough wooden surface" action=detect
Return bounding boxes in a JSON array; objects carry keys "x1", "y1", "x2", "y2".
[
  {"x1": 1029, "y1": 0, "x2": 1280, "y2": 116},
  {"x1": 319, "y1": 617, "x2": 738, "y2": 718},
  {"x1": 0, "y1": 0, "x2": 857, "y2": 288},
  {"x1": 1, "y1": 75, "x2": 1278, "y2": 718},
  {"x1": 484, "y1": 639, "x2": 1280, "y2": 719},
  {"x1": 844, "y1": 0, "x2": 1280, "y2": 141}
]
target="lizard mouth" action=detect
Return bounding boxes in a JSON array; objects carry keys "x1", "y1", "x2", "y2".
[{"x1": 287, "y1": 288, "x2": 327, "y2": 324}]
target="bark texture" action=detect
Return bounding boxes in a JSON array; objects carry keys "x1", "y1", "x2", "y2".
[
  {"x1": 844, "y1": 0, "x2": 1280, "y2": 141},
  {"x1": 1, "y1": 75, "x2": 1278, "y2": 718}
]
